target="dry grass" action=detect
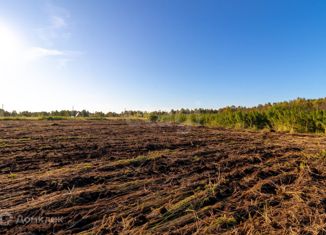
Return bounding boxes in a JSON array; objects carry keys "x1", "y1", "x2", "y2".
[{"x1": 0, "y1": 120, "x2": 325, "y2": 234}]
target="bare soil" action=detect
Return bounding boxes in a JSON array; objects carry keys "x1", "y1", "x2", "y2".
[{"x1": 0, "y1": 120, "x2": 325, "y2": 234}]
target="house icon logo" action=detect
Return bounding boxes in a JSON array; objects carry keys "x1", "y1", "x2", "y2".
[{"x1": 0, "y1": 212, "x2": 13, "y2": 226}]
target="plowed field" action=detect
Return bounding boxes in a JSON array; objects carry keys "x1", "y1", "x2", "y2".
[{"x1": 0, "y1": 120, "x2": 325, "y2": 234}]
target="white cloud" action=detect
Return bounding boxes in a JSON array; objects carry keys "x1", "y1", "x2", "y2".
[
  {"x1": 36, "y1": 4, "x2": 71, "y2": 46},
  {"x1": 27, "y1": 47, "x2": 65, "y2": 60},
  {"x1": 51, "y1": 16, "x2": 67, "y2": 29},
  {"x1": 25, "y1": 47, "x2": 83, "y2": 69},
  {"x1": 27, "y1": 3, "x2": 82, "y2": 67}
]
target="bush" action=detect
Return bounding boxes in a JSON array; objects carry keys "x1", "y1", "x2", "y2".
[{"x1": 149, "y1": 113, "x2": 159, "y2": 122}]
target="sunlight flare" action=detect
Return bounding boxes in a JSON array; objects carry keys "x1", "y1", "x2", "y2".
[{"x1": 0, "y1": 22, "x2": 24, "y2": 65}]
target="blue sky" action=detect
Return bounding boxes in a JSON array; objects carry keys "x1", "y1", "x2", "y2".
[{"x1": 0, "y1": 0, "x2": 326, "y2": 112}]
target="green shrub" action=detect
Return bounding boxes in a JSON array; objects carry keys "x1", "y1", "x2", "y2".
[
  {"x1": 150, "y1": 98, "x2": 326, "y2": 134},
  {"x1": 149, "y1": 113, "x2": 159, "y2": 122}
]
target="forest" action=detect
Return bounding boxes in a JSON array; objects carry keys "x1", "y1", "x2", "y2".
[
  {"x1": 151, "y1": 97, "x2": 326, "y2": 133},
  {"x1": 2, "y1": 97, "x2": 326, "y2": 133}
]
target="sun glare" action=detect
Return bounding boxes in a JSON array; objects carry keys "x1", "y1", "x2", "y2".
[{"x1": 0, "y1": 22, "x2": 23, "y2": 65}]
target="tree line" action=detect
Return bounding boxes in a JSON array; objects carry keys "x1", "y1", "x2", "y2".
[
  {"x1": 0, "y1": 109, "x2": 150, "y2": 118},
  {"x1": 2, "y1": 97, "x2": 326, "y2": 133},
  {"x1": 150, "y1": 97, "x2": 326, "y2": 133}
]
